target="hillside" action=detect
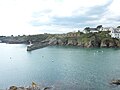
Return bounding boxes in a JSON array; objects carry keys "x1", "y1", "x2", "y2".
[
  {"x1": 0, "y1": 31, "x2": 120, "y2": 51},
  {"x1": 48, "y1": 31, "x2": 120, "y2": 48}
]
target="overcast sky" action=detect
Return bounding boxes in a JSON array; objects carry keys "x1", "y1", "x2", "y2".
[{"x1": 0, "y1": 0, "x2": 120, "y2": 35}]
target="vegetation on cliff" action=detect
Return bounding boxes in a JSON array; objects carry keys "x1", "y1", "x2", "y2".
[
  {"x1": 50, "y1": 31, "x2": 120, "y2": 48},
  {"x1": 0, "y1": 31, "x2": 120, "y2": 51},
  {"x1": 0, "y1": 34, "x2": 50, "y2": 44}
]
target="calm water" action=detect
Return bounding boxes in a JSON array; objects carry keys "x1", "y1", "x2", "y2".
[{"x1": 0, "y1": 43, "x2": 120, "y2": 90}]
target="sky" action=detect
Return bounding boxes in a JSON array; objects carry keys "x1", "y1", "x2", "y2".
[{"x1": 0, "y1": 0, "x2": 120, "y2": 36}]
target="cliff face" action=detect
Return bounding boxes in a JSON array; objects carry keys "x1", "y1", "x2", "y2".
[
  {"x1": 48, "y1": 32, "x2": 120, "y2": 48},
  {"x1": 48, "y1": 38, "x2": 120, "y2": 48},
  {"x1": 101, "y1": 38, "x2": 120, "y2": 47},
  {"x1": 0, "y1": 31, "x2": 120, "y2": 51}
]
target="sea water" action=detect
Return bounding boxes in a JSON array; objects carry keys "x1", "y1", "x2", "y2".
[{"x1": 0, "y1": 43, "x2": 120, "y2": 90}]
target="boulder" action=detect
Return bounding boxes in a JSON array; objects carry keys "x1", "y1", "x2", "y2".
[
  {"x1": 111, "y1": 79, "x2": 120, "y2": 85},
  {"x1": 9, "y1": 86, "x2": 17, "y2": 90}
]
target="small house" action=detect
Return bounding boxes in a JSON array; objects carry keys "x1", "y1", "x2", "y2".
[{"x1": 110, "y1": 28, "x2": 120, "y2": 38}]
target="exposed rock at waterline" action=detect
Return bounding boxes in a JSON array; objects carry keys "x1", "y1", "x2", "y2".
[{"x1": 8, "y1": 82, "x2": 54, "y2": 90}]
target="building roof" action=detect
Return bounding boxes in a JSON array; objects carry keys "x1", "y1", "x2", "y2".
[
  {"x1": 89, "y1": 28, "x2": 97, "y2": 30},
  {"x1": 112, "y1": 28, "x2": 120, "y2": 33},
  {"x1": 103, "y1": 27, "x2": 112, "y2": 29}
]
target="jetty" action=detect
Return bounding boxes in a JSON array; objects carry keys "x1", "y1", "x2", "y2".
[{"x1": 27, "y1": 40, "x2": 49, "y2": 51}]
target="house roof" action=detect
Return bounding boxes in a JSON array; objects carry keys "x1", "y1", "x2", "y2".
[
  {"x1": 103, "y1": 27, "x2": 112, "y2": 29},
  {"x1": 89, "y1": 28, "x2": 97, "y2": 30},
  {"x1": 112, "y1": 28, "x2": 120, "y2": 33}
]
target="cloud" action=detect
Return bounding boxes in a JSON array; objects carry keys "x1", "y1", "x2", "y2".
[
  {"x1": 31, "y1": 0, "x2": 113, "y2": 30},
  {"x1": 0, "y1": 0, "x2": 119, "y2": 35},
  {"x1": 85, "y1": 0, "x2": 120, "y2": 27},
  {"x1": 80, "y1": 0, "x2": 113, "y2": 27}
]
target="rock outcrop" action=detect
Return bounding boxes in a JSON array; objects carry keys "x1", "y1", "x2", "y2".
[
  {"x1": 101, "y1": 38, "x2": 120, "y2": 48},
  {"x1": 27, "y1": 42, "x2": 49, "y2": 51},
  {"x1": 26, "y1": 34, "x2": 120, "y2": 51},
  {"x1": 111, "y1": 79, "x2": 120, "y2": 85},
  {"x1": 0, "y1": 31, "x2": 120, "y2": 51},
  {"x1": 8, "y1": 82, "x2": 54, "y2": 90}
]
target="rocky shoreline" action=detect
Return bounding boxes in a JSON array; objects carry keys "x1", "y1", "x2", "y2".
[
  {"x1": 27, "y1": 35, "x2": 120, "y2": 51},
  {"x1": 0, "y1": 31, "x2": 120, "y2": 51},
  {"x1": 27, "y1": 42, "x2": 49, "y2": 51},
  {"x1": 7, "y1": 82, "x2": 54, "y2": 90},
  {"x1": 3, "y1": 79, "x2": 120, "y2": 90}
]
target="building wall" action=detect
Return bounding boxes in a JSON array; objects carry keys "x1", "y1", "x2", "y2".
[
  {"x1": 111, "y1": 33, "x2": 120, "y2": 38},
  {"x1": 90, "y1": 30, "x2": 98, "y2": 33},
  {"x1": 110, "y1": 28, "x2": 120, "y2": 38}
]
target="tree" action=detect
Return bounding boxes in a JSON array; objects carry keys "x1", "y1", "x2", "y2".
[
  {"x1": 97, "y1": 25, "x2": 102, "y2": 29},
  {"x1": 84, "y1": 27, "x2": 90, "y2": 33},
  {"x1": 117, "y1": 26, "x2": 120, "y2": 28},
  {"x1": 96, "y1": 25, "x2": 103, "y2": 31},
  {"x1": 11, "y1": 35, "x2": 14, "y2": 37},
  {"x1": 78, "y1": 30, "x2": 80, "y2": 33}
]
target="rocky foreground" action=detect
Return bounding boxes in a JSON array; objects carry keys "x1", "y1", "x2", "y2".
[
  {"x1": 6, "y1": 79, "x2": 120, "y2": 90},
  {"x1": 8, "y1": 82, "x2": 54, "y2": 90}
]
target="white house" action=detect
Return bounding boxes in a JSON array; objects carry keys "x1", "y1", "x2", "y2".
[
  {"x1": 101, "y1": 27, "x2": 112, "y2": 31},
  {"x1": 110, "y1": 28, "x2": 120, "y2": 39},
  {"x1": 83, "y1": 25, "x2": 103, "y2": 33},
  {"x1": 89, "y1": 28, "x2": 99, "y2": 33}
]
